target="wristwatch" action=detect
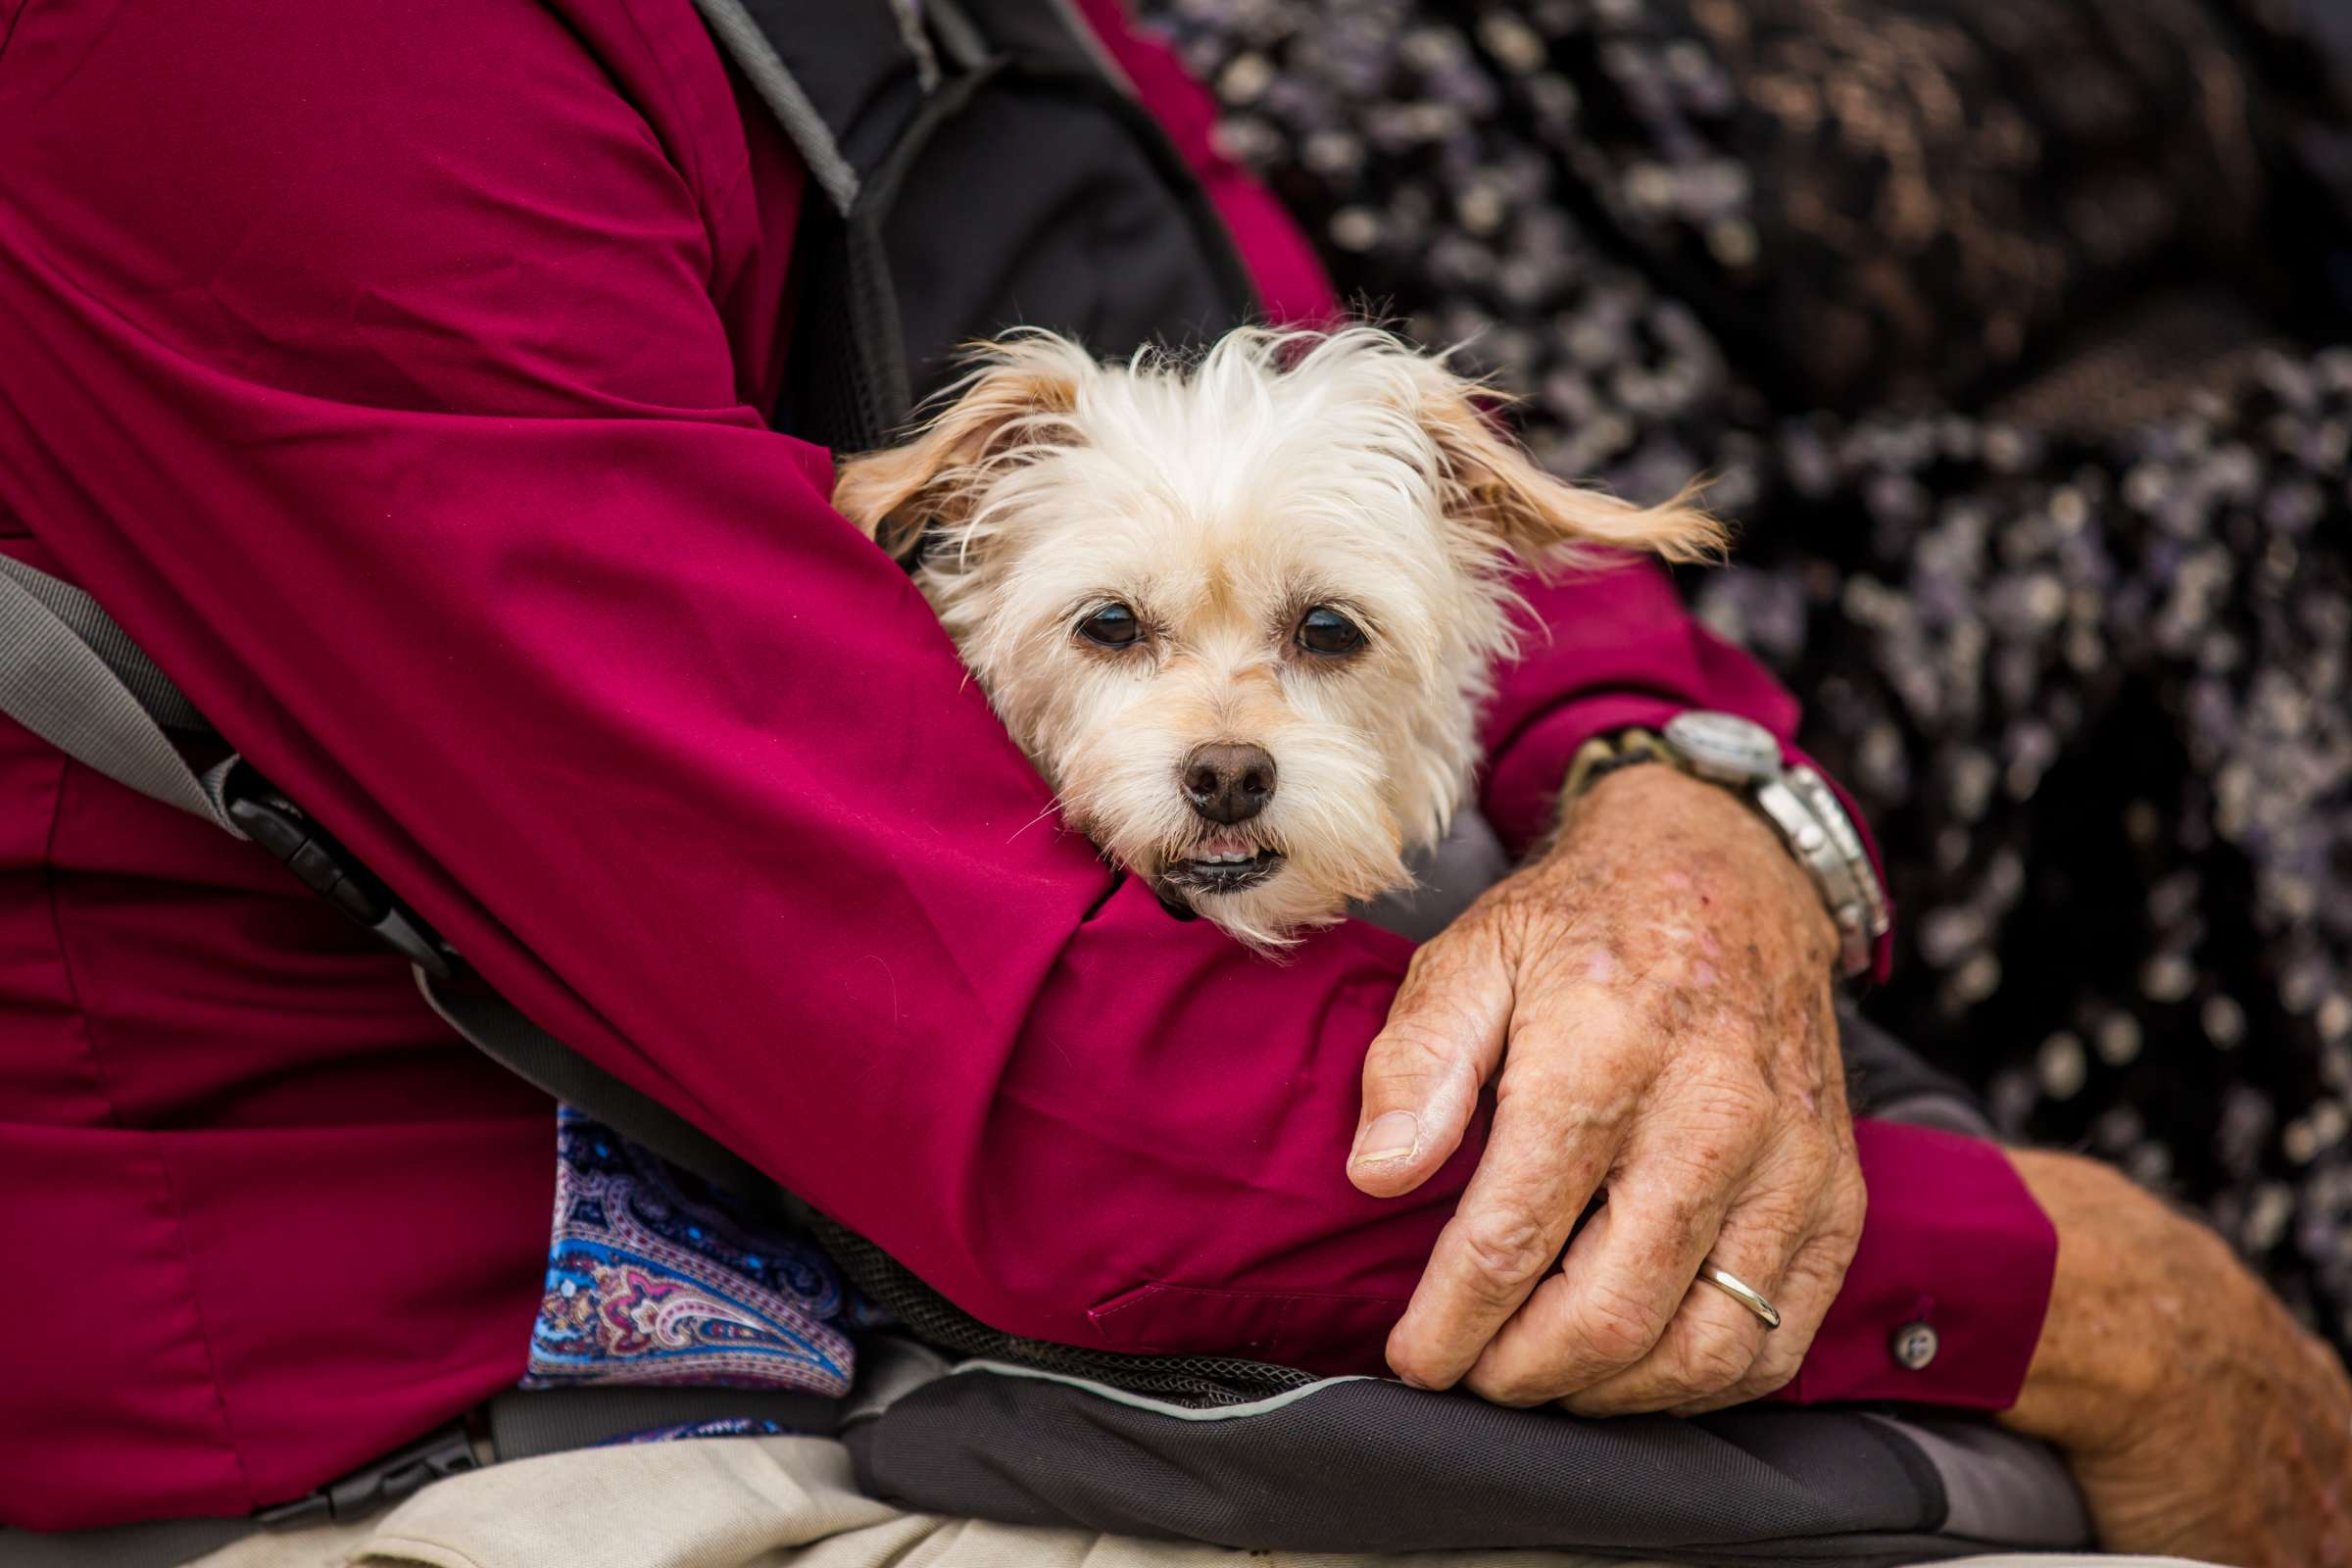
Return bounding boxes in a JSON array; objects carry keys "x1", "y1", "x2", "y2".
[{"x1": 1565, "y1": 711, "x2": 1890, "y2": 978}]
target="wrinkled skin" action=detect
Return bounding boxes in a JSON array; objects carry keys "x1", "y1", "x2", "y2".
[
  {"x1": 1348, "y1": 762, "x2": 1865, "y2": 1411},
  {"x1": 2004, "y1": 1148, "x2": 2352, "y2": 1567}
]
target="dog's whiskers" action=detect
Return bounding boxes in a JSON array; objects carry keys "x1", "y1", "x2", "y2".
[{"x1": 1006, "y1": 796, "x2": 1066, "y2": 844}]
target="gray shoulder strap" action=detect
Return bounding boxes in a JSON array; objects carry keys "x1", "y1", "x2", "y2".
[
  {"x1": 0, "y1": 555, "x2": 243, "y2": 835},
  {"x1": 0, "y1": 556, "x2": 780, "y2": 1202},
  {"x1": 691, "y1": 0, "x2": 864, "y2": 212}
]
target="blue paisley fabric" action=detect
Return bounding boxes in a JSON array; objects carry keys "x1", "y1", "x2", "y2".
[
  {"x1": 603, "y1": 1417, "x2": 798, "y2": 1445},
  {"x1": 525, "y1": 1107, "x2": 860, "y2": 1395}
]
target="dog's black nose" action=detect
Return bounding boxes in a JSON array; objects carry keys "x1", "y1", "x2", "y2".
[{"x1": 1183, "y1": 743, "x2": 1277, "y2": 824}]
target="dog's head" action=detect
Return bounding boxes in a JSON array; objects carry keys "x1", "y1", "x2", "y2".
[{"x1": 834, "y1": 327, "x2": 1721, "y2": 947}]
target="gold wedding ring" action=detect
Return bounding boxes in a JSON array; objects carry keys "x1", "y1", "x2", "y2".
[{"x1": 1696, "y1": 1263, "x2": 1782, "y2": 1331}]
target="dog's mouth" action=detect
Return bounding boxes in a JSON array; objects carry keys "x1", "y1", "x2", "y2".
[{"x1": 1161, "y1": 830, "x2": 1286, "y2": 896}]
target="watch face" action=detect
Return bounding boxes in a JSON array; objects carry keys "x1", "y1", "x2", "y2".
[{"x1": 1665, "y1": 710, "x2": 1782, "y2": 782}]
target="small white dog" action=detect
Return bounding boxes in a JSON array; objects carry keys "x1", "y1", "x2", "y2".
[{"x1": 835, "y1": 327, "x2": 1721, "y2": 948}]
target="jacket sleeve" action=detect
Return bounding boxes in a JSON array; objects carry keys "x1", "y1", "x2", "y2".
[
  {"x1": 0, "y1": 0, "x2": 2041, "y2": 1400},
  {"x1": 0, "y1": 0, "x2": 1462, "y2": 1365}
]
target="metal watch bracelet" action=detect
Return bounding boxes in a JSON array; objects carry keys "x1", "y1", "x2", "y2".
[{"x1": 1749, "y1": 769, "x2": 1882, "y2": 978}]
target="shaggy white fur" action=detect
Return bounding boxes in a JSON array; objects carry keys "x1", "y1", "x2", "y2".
[{"x1": 834, "y1": 327, "x2": 1721, "y2": 947}]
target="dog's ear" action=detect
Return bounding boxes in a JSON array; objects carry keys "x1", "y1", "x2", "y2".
[
  {"x1": 1403, "y1": 358, "x2": 1725, "y2": 569},
  {"x1": 832, "y1": 337, "x2": 1087, "y2": 564}
]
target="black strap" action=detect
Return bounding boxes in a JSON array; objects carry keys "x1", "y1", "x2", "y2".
[
  {"x1": 0, "y1": 1389, "x2": 845, "y2": 1566},
  {"x1": 414, "y1": 967, "x2": 791, "y2": 1209},
  {"x1": 480, "y1": 1385, "x2": 841, "y2": 1457},
  {"x1": 715, "y1": 0, "x2": 1257, "y2": 454},
  {"x1": 713, "y1": 0, "x2": 1134, "y2": 210}
]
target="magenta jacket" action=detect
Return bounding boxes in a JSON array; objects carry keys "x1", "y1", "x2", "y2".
[{"x1": 0, "y1": 0, "x2": 2054, "y2": 1531}]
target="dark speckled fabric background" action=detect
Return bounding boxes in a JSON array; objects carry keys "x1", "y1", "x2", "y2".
[{"x1": 1135, "y1": 0, "x2": 2352, "y2": 1344}]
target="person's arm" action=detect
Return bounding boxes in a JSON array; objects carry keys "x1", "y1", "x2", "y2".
[
  {"x1": 0, "y1": 0, "x2": 1479, "y2": 1367},
  {"x1": 0, "y1": 0, "x2": 2030, "y2": 1401},
  {"x1": 2001, "y1": 1149, "x2": 2352, "y2": 1563}
]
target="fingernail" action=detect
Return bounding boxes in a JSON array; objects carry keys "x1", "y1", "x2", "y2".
[{"x1": 1354, "y1": 1110, "x2": 1420, "y2": 1164}]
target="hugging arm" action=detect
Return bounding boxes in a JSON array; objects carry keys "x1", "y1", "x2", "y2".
[
  {"x1": 0, "y1": 0, "x2": 2097, "y2": 1416},
  {"x1": 0, "y1": 0, "x2": 1468, "y2": 1363}
]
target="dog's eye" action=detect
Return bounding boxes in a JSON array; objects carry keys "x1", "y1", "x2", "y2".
[
  {"x1": 1079, "y1": 603, "x2": 1143, "y2": 648},
  {"x1": 1296, "y1": 606, "x2": 1365, "y2": 657}
]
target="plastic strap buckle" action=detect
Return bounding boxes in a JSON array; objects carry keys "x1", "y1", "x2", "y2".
[
  {"x1": 255, "y1": 1421, "x2": 479, "y2": 1528},
  {"x1": 221, "y1": 765, "x2": 456, "y2": 980}
]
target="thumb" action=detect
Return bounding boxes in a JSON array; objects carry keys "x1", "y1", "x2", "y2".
[{"x1": 1349, "y1": 931, "x2": 1514, "y2": 1198}]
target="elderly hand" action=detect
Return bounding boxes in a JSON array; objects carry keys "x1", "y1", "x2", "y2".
[
  {"x1": 1348, "y1": 761, "x2": 1865, "y2": 1412},
  {"x1": 2003, "y1": 1149, "x2": 2352, "y2": 1566}
]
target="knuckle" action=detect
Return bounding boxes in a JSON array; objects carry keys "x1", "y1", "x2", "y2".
[
  {"x1": 1401, "y1": 923, "x2": 1474, "y2": 979},
  {"x1": 1721, "y1": 1073, "x2": 1782, "y2": 1140},
  {"x1": 1803, "y1": 1168, "x2": 1869, "y2": 1259},
  {"x1": 1575, "y1": 1282, "x2": 1671, "y2": 1369},
  {"x1": 1406, "y1": 909, "x2": 1505, "y2": 976},
  {"x1": 1670, "y1": 1325, "x2": 1755, "y2": 1394},
  {"x1": 1643, "y1": 1191, "x2": 1713, "y2": 1260},
  {"x1": 1557, "y1": 1380, "x2": 1656, "y2": 1418},
  {"x1": 1728, "y1": 1177, "x2": 1825, "y2": 1250},
  {"x1": 1469, "y1": 1359, "x2": 1560, "y2": 1408},
  {"x1": 1731, "y1": 1333, "x2": 1806, "y2": 1402},
  {"x1": 1740, "y1": 1352, "x2": 1801, "y2": 1400},
  {"x1": 1384, "y1": 1341, "x2": 1443, "y2": 1392},
  {"x1": 1678, "y1": 1063, "x2": 1781, "y2": 1148},
  {"x1": 1455, "y1": 1204, "x2": 1556, "y2": 1297},
  {"x1": 1774, "y1": 1117, "x2": 1835, "y2": 1170},
  {"x1": 1367, "y1": 1016, "x2": 1460, "y2": 1086},
  {"x1": 1620, "y1": 1162, "x2": 1735, "y2": 1248},
  {"x1": 1823, "y1": 1176, "x2": 1868, "y2": 1250}
]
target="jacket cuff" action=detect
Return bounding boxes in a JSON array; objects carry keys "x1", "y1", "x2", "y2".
[
  {"x1": 1776, "y1": 1119, "x2": 2057, "y2": 1410},
  {"x1": 1479, "y1": 693, "x2": 1896, "y2": 982}
]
